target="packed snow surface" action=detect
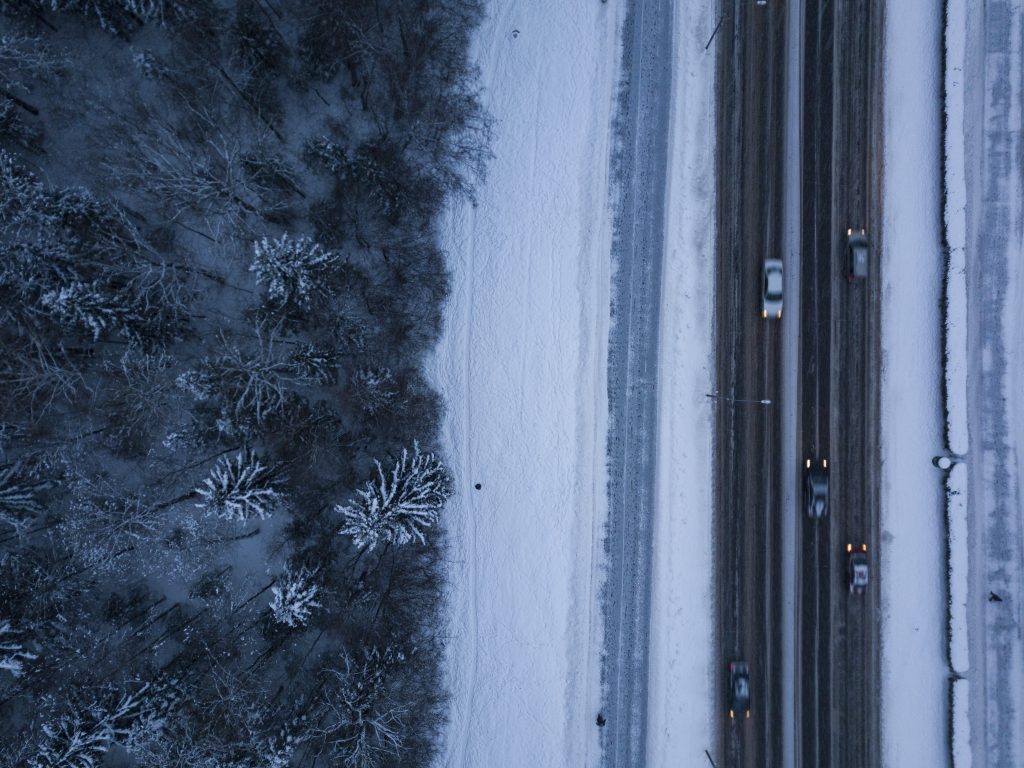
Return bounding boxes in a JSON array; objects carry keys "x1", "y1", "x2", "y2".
[{"x1": 429, "y1": 2, "x2": 620, "y2": 765}]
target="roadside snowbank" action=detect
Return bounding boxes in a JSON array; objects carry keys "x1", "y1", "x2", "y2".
[
  {"x1": 645, "y1": 0, "x2": 717, "y2": 762},
  {"x1": 944, "y1": 0, "x2": 969, "y2": 458},
  {"x1": 947, "y1": 463, "x2": 969, "y2": 675},
  {"x1": 429, "y1": 3, "x2": 621, "y2": 766},
  {"x1": 952, "y1": 677, "x2": 972, "y2": 768}
]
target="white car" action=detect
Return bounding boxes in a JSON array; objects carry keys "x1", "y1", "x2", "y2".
[{"x1": 761, "y1": 259, "x2": 783, "y2": 319}]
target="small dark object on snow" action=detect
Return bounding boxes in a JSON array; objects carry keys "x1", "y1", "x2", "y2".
[
  {"x1": 512, "y1": 29, "x2": 520, "y2": 38},
  {"x1": 596, "y1": 713, "x2": 606, "y2": 727},
  {"x1": 474, "y1": 483, "x2": 482, "y2": 490},
  {"x1": 989, "y1": 591, "x2": 1003, "y2": 603}
]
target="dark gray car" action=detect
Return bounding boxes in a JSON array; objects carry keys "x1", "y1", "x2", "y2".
[
  {"x1": 728, "y1": 661, "x2": 751, "y2": 719},
  {"x1": 804, "y1": 458, "x2": 829, "y2": 518},
  {"x1": 847, "y1": 228, "x2": 868, "y2": 280}
]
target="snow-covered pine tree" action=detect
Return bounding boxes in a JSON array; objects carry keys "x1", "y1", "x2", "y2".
[
  {"x1": 0, "y1": 461, "x2": 47, "y2": 531},
  {"x1": 31, "y1": 682, "x2": 168, "y2": 768},
  {"x1": 269, "y1": 567, "x2": 321, "y2": 628},
  {"x1": 30, "y1": 713, "x2": 109, "y2": 768},
  {"x1": 0, "y1": 620, "x2": 37, "y2": 677},
  {"x1": 302, "y1": 135, "x2": 347, "y2": 175},
  {"x1": 336, "y1": 443, "x2": 451, "y2": 551},
  {"x1": 39, "y1": 280, "x2": 141, "y2": 341},
  {"x1": 195, "y1": 448, "x2": 283, "y2": 522},
  {"x1": 0, "y1": 147, "x2": 50, "y2": 232},
  {"x1": 250, "y1": 234, "x2": 339, "y2": 311}
]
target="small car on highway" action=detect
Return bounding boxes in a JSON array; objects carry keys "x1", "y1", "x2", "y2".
[
  {"x1": 847, "y1": 543, "x2": 869, "y2": 594},
  {"x1": 762, "y1": 259, "x2": 783, "y2": 319},
  {"x1": 728, "y1": 661, "x2": 751, "y2": 719},
  {"x1": 847, "y1": 228, "x2": 868, "y2": 280},
  {"x1": 804, "y1": 458, "x2": 829, "y2": 518}
]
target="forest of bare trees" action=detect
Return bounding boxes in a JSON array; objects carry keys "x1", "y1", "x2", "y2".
[{"x1": 0, "y1": 1, "x2": 490, "y2": 765}]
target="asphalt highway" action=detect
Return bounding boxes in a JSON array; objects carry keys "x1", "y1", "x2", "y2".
[{"x1": 715, "y1": 0, "x2": 883, "y2": 765}]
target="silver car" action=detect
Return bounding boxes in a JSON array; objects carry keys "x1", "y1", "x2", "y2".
[{"x1": 761, "y1": 259, "x2": 783, "y2": 319}]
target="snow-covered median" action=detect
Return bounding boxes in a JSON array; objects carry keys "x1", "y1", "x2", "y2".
[{"x1": 881, "y1": 0, "x2": 948, "y2": 765}]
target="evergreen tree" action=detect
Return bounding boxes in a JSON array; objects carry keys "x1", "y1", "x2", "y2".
[
  {"x1": 250, "y1": 234, "x2": 339, "y2": 311},
  {"x1": 0, "y1": 620, "x2": 37, "y2": 677},
  {"x1": 336, "y1": 443, "x2": 451, "y2": 551},
  {"x1": 269, "y1": 567, "x2": 321, "y2": 628},
  {"x1": 195, "y1": 448, "x2": 284, "y2": 522}
]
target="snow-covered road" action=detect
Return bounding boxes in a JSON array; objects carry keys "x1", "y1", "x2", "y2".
[{"x1": 963, "y1": 1, "x2": 1024, "y2": 764}]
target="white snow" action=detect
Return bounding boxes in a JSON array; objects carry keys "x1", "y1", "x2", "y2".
[
  {"x1": 645, "y1": 0, "x2": 716, "y2": 763},
  {"x1": 953, "y1": 677, "x2": 972, "y2": 768},
  {"x1": 881, "y1": 1, "x2": 949, "y2": 766},
  {"x1": 429, "y1": 3, "x2": 621, "y2": 765}
]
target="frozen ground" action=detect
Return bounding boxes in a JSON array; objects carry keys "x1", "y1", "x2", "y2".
[
  {"x1": 428, "y1": 2, "x2": 620, "y2": 765},
  {"x1": 880, "y1": 1, "x2": 949, "y2": 766}
]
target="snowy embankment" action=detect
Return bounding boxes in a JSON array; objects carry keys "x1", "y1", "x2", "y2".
[
  {"x1": 645, "y1": 0, "x2": 716, "y2": 763},
  {"x1": 880, "y1": 1, "x2": 949, "y2": 766},
  {"x1": 429, "y1": 3, "x2": 621, "y2": 766},
  {"x1": 942, "y1": 3, "x2": 971, "y2": 766}
]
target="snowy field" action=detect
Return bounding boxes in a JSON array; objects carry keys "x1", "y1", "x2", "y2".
[
  {"x1": 880, "y1": 0, "x2": 949, "y2": 766},
  {"x1": 429, "y1": 2, "x2": 621, "y2": 765}
]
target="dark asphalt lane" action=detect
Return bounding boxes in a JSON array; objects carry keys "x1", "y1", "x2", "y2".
[
  {"x1": 827, "y1": 0, "x2": 882, "y2": 766},
  {"x1": 714, "y1": 2, "x2": 786, "y2": 766},
  {"x1": 798, "y1": 1, "x2": 835, "y2": 766},
  {"x1": 798, "y1": 0, "x2": 882, "y2": 766}
]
